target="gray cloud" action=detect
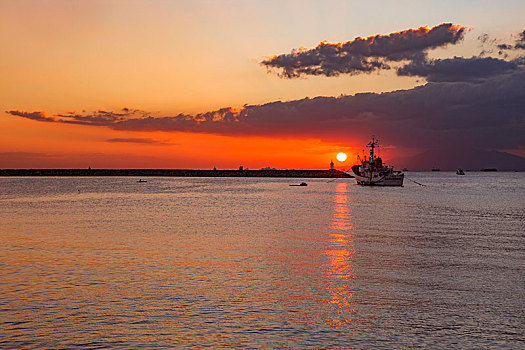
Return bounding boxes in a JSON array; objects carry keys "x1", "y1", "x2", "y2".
[
  {"x1": 397, "y1": 56, "x2": 520, "y2": 82},
  {"x1": 514, "y1": 30, "x2": 525, "y2": 49},
  {"x1": 490, "y1": 29, "x2": 525, "y2": 52},
  {"x1": 6, "y1": 71, "x2": 525, "y2": 152},
  {"x1": 497, "y1": 44, "x2": 513, "y2": 51},
  {"x1": 262, "y1": 24, "x2": 525, "y2": 83},
  {"x1": 6, "y1": 110, "x2": 54, "y2": 122},
  {"x1": 261, "y1": 23, "x2": 468, "y2": 78},
  {"x1": 55, "y1": 108, "x2": 147, "y2": 126},
  {"x1": 6, "y1": 108, "x2": 147, "y2": 125}
]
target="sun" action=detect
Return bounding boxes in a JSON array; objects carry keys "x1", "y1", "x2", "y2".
[{"x1": 336, "y1": 152, "x2": 347, "y2": 162}]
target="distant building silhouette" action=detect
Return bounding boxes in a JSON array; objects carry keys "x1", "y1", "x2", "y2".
[{"x1": 330, "y1": 160, "x2": 334, "y2": 170}]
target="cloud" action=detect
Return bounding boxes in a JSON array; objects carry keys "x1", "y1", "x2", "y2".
[
  {"x1": 486, "y1": 29, "x2": 525, "y2": 53},
  {"x1": 54, "y1": 108, "x2": 147, "y2": 126},
  {"x1": 513, "y1": 30, "x2": 525, "y2": 49},
  {"x1": 5, "y1": 108, "x2": 149, "y2": 126},
  {"x1": 261, "y1": 24, "x2": 525, "y2": 83},
  {"x1": 6, "y1": 71, "x2": 525, "y2": 152},
  {"x1": 105, "y1": 137, "x2": 174, "y2": 145},
  {"x1": 261, "y1": 23, "x2": 468, "y2": 78},
  {"x1": 397, "y1": 56, "x2": 520, "y2": 82},
  {"x1": 6, "y1": 110, "x2": 54, "y2": 122},
  {"x1": 497, "y1": 44, "x2": 513, "y2": 51}
]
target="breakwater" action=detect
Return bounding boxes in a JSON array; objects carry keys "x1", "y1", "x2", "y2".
[{"x1": 0, "y1": 169, "x2": 353, "y2": 178}]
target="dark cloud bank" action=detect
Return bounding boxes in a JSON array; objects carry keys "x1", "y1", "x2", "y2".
[
  {"x1": 5, "y1": 24, "x2": 525, "y2": 169},
  {"x1": 7, "y1": 71, "x2": 524, "y2": 148}
]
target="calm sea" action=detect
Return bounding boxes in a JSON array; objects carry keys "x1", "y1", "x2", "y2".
[{"x1": 1, "y1": 173, "x2": 524, "y2": 349}]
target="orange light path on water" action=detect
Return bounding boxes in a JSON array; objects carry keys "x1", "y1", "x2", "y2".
[{"x1": 323, "y1": 182, "x2": 357, "y2": 327}]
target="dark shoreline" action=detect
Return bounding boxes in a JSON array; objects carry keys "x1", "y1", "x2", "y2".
[{"x1": 0, "y1": 169, "x2": 353, "y2": 178}]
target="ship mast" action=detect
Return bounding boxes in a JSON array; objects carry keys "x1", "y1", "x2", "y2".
[
  {"x1": 366, "y1": 136, "x2": 379, "y2": 183},
  {"x1": 367, "y1": 136, "x2": 378, "y2": 160}
]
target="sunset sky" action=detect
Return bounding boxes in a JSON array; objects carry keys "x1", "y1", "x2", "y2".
[{"x1": 1, "y1": 0, "x2": 524, "y2": 169}]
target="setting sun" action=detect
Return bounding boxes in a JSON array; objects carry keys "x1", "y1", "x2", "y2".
[{"x1": 336, "y1": 152, "x2": 347, "y2": 162}]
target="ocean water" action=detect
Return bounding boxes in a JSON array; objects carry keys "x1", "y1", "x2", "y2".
[{"x1": 0, "y1": 173, "x2": 524, "y2": 349}]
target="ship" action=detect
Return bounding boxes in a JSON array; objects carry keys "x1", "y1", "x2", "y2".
[{"x1": 351, "y1": 137, "x2": 404, "y2": 186}]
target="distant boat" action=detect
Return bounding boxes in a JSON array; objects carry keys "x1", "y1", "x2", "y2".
[
  {"x1": 482, "y1": 168, "x2": 498, "y2": 172},
  {"x1": 351, "y1": 137, "x2": 404, "y2": 186},
  {"x1": 456, "y1": 169, "x2": 465, "y2": 175},
  {"x1": 431, "y1": 168, "x2": 440, "y2": 172},
  {"x1": 138, "y1": 179, "x2": 147, "y2": 183},
  {"x1": 402, "y1": 168, "x2": 408, "y2": 172},
  {"x1": 290, "y1": 182, "x2": 308, "y2": 186}
]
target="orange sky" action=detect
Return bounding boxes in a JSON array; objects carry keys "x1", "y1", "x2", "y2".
[
  {"x1": 1, "y1": 1, "x2": 524, "y2": 168},
  {"x1": 0, "y1": 115, "x2": 362, "y2": 169}
]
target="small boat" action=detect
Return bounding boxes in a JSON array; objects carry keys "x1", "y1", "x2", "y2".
[
  {"x1": 431, "y1": 168, "x2": 440, "y2": 172},
  {"x1": 138, "y1": 179, "x2": 147, "y2": 183},
  {"x1": 290, "y1": 182, "x2": 308, "y2": 186},
  {"x1": 456, "y1": 169, "x2": 465, "y2": 175},
  {"x1": 351, "y1": 137, "x2": 404, "y2": 186}
]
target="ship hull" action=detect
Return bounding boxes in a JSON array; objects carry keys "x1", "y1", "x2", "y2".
[{"x1": 354, "y1": 173, "x2": 404, "y2": 186}]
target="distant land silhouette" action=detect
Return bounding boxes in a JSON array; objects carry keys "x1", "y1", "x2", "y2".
[
  {"x1": 393, "y1": 148, "x2": 525, "y2": 171},
  {"x1": 0, "y1": 169, "x2": 353, "y2": 178}
]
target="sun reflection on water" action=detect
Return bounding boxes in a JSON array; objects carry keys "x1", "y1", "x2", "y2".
[{"x1": 324, "y1": 182, "x2": 356, "y2": 327}]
